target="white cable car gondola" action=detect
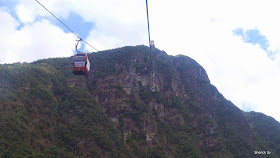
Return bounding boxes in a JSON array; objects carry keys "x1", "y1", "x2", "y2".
[{"x1": 72, "y1": 39, "x2": 90, "y2": 75}]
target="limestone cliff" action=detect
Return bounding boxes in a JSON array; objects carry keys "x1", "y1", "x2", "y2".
[{"x1": 0, "y1": 46, "x2": 279, "y2": 157}]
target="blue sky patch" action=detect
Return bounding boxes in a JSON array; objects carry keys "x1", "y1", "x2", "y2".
[
  {"x1": 0, "y1": 0, "x2": 18, "y2": 8},
  {"x1": 1, "y1": 0, "x2": 94, "y2": 53},
  {"x1": 59, "y1": 12, "x2": 94, "y2": 40},
  {"x1": 56, "y1": 12, "x2": 95, "y2": 53},
  {"x1": 233, "y1": 28, "x2": 269, "y2": 51},
  {"x1": 0, "y1": 0, "x2": 23, "y2": 28}
]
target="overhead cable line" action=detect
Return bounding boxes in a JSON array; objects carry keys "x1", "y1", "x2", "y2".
[
  {"x1": 137, "y1": 0, "x2": 154, "y2": 80},
  {"x1": 145, "y1": 0, "x2": 151, "y2": 49},
  {"x1": 139, "y1": 0, "x2": 155, "y2": 80},
  {"x1": 145, "y1": 0, "x2": 156, "y2": 92},
  {"x1": 34, "y1": 0, "x2": 98, "y2": 52},
  {"x1": 144, "y1": 0, "x2": 155, "y2": 158},
  {"x1": 145, "y1": 0, "x2": 153, "y2": 62}
]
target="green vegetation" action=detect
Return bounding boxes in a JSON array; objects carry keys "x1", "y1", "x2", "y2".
[
  {"x1": 0, "y1": 46, "x2": 279, "y2": 157},
  {"x1": 244, "y1": 112, "x2": 280, "y2": 157},
  {"x1": 0, "y1": 59, "x2": 132, "y2": 157}
]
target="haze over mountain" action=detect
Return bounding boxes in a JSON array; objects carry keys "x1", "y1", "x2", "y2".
[{"x1": 0, "y1": 46, "x2": 279, "y2": 157}]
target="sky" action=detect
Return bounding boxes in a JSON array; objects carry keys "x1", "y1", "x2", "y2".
[{"x1": 1, "y1": 0, "x2": 280, "y2": 122}]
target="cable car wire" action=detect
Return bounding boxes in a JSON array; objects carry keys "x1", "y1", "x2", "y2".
[
  {"x1": 145, "y1": 0, "x2": 155, "y2": 91},
  {"x1": 34, "y1": 0, "x2": 98, "y2": 52},
  {"x1": 145, "y1": 0, "x2": 153, "y2": 62},
  {"x1": 137, "y1": 0, "x2": 154, "y2": 80},
  {"x1": 144, "y1": 0, "x2": 155, "y2": 157}
]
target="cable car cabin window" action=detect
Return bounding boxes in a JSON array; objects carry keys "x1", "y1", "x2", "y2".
[
  {"x1": 74, "y1": 55, "x2": 86, "y2": 62},
  {"x1": 73, "y1": 54, "x2": 87, "y2": 67}
]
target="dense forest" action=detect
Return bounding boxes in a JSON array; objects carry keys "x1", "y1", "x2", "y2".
[{"x1": 0, "y1": 45, "x2": 279, "y2": 157}]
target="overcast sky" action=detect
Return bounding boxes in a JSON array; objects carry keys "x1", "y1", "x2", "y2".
[{"x1": 1, "y1": 0, "x2": 280, "y2": 122}]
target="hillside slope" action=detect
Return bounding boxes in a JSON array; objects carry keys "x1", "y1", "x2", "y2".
[{"x1": 0, "y1": 46, "x2": 278, "y2": 157}]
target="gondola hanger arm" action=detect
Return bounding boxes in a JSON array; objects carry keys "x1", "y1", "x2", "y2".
[{"x1": 75, "y1": 38, "x2": 83, "y2": 54}]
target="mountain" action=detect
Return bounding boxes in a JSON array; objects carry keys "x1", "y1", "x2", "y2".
[{"x1": 0, "y1": 45, "x2": 279, "y2": 157}]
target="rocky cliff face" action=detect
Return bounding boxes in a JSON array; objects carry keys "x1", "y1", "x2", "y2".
[
  {"x1": 0, "y1": 46, "x2": 279, "y2": 157},
  {"x1": 84, "y1": 46, "x2": 258, "y2": 157}
]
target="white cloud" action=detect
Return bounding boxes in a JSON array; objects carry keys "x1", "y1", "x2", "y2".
[
  {"x1": 0, "y1": 9, "x2": 76, "y2": 64},
  {"x1": 1, "y1": 0, "x2": 280, "y2": 122},
  {"x1": 147, "y1": 0, "x2": 280, "y2": 121},
  {"x1": 13, "y1": 0, "x2": 147, "y2": 51},
  {"x1": 15, "y1": 4, "x2": 35, "y2": 23},
  {"x1": 0, "y1": 8, "x2": 19, "y2": 33}
]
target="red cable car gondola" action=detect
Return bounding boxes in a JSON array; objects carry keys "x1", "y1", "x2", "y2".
[{"x1": 72, "y1": 39, "x2": 90, "y2": 75}]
